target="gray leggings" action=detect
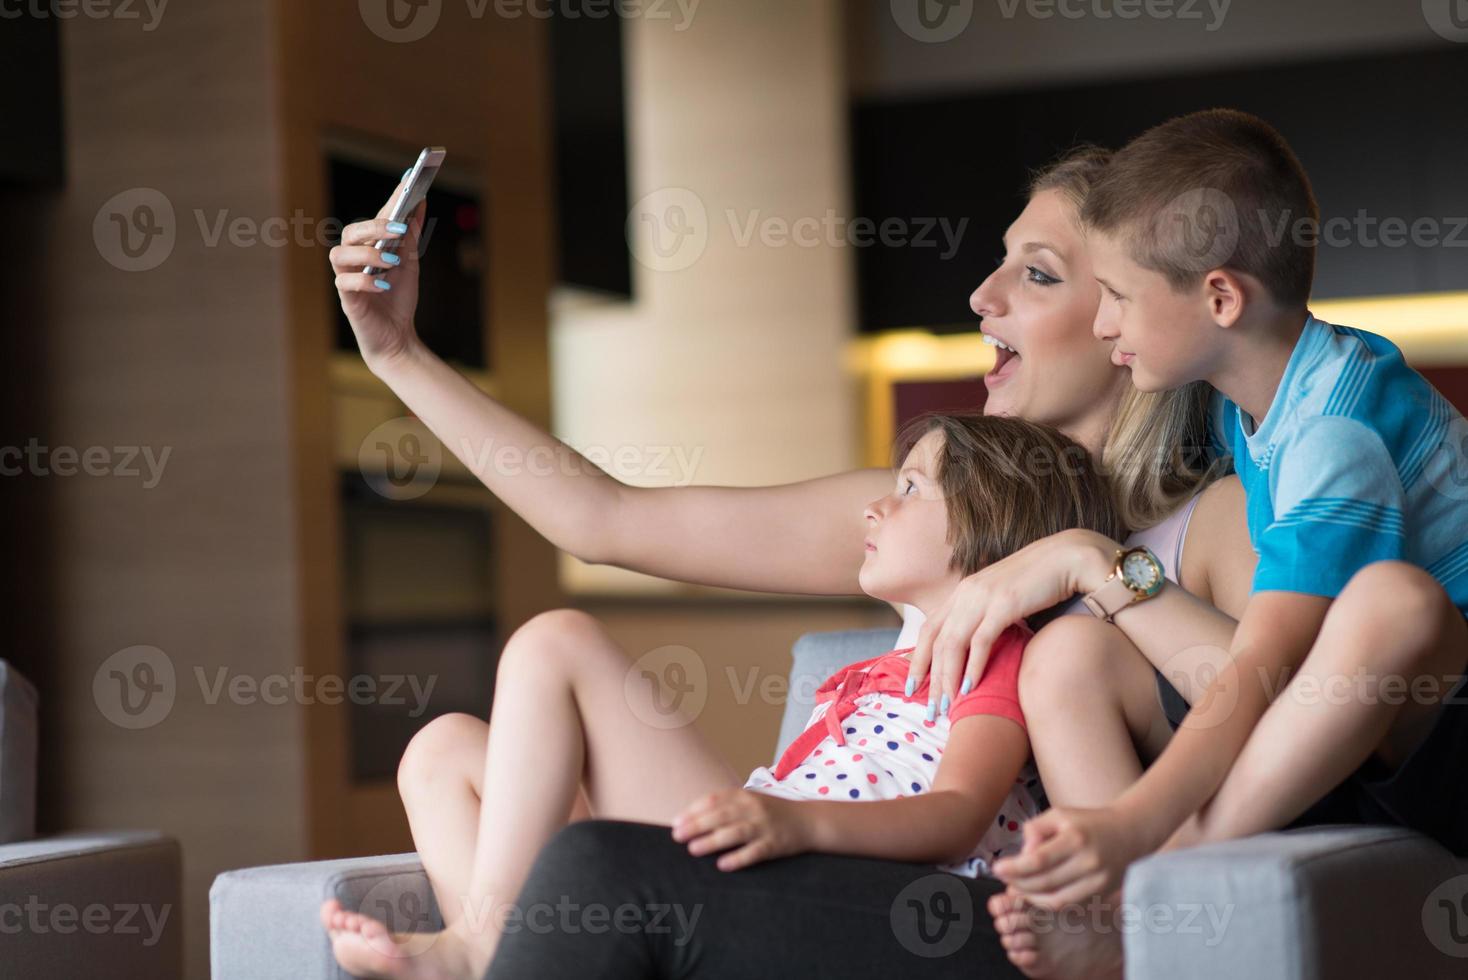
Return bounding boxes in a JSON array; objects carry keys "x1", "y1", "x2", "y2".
[{"x1": 484, "y1": 819, "x2": 1025, "y2": 979}]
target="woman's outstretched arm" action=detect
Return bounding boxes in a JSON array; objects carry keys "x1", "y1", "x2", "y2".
[{"x1": 333, "y1": 193, "x2": 891, "y2": 597}]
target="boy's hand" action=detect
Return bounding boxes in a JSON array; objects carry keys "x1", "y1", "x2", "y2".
[
  {"x1": 670, "y1": 788, "x2": 811, "y2": 871},
  {"x1": 991, "y1": 805, "x2": 1148, "y2": 908}
]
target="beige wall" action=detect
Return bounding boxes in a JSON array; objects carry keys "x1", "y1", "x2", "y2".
[
  {"x1": 15, "y1": 6, "x2": 303, "y2": 979},
  {"x1": 553, "y1": 0, "x2": 867, "y2": 596}
]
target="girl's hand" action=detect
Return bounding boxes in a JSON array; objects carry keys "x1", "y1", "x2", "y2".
[
  {"x1": 906, "y1": 528, "x2": 1119, "y2": 719},
  {"x1": 670, "y1": 788, "x2": 812, "y2": 871},
  {"x1": 990, "y1": 804, "x2": 1148, "y2": 908},
  {"x1": 329, "y1": 179, "x2": 428, "y2": 373}
]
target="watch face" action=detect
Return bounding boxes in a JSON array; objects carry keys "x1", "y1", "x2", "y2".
[{"x1": 1122, "y1": 551, "x2": 1161, "y2": 592}]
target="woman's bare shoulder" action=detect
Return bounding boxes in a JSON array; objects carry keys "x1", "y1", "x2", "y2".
[{"x1": 1182, "y1": 474, "x2": 1255, "y2": 617}]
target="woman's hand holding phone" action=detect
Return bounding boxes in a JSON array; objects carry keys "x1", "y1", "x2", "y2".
[{"x1": 329, "y1": 174, "x2": 428, "y2": 374}]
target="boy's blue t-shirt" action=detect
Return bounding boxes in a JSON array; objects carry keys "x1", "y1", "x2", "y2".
[{"x1": 1210, "y1": 313, "x2": 1468, "y2": 616}]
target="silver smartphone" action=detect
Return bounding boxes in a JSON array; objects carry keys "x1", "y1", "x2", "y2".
[{"x1": 363, "y1": 146, "x2": 447, "y2": 275}]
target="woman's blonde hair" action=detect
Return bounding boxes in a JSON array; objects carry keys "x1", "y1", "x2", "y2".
[
  {"x1": 1029, "y1": 145, "x2": 1228, "y2": 531},
  {"x1": 891, "y1": 412, "x2": 1125, "y2": 578}
]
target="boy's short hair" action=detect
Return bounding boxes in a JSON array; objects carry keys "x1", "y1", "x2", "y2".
[
  {"x1": 1081, "y1": 108, "x2": 1318, "y2": 307},
  {"x1": 892, "y1": 412, "x2": 1125, "y2": 578}
]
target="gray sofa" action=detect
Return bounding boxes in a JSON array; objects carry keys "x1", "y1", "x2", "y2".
[
  {"x1": 211, "y1": 628, "x2": 1468, "y2": 978},
  {"x1": 0, "y1": 660, "x2": 183, "y2": 979}
]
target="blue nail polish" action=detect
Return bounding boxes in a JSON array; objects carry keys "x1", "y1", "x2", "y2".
[
  {"x1": 374, "y1": 278, "x2": 392, "y2": 291},
  {"x1": 926, "y1": 700, "x2": 937, "y2": 723},
  {"x1": 387, "y1": 221, "x2": 408, "y2": 235},
  {"x1": 380, "y1": 252, "x2": 401, "y2": 266},
  {"x1": 940, "y1": 694, "x2": 951, "y2": 717},
  {"x1": 905, "y1": 677, "x2": 915, "y2": 698},
  {"x1": 960, "y1": 678, "x2": 972, "y2": 695}
]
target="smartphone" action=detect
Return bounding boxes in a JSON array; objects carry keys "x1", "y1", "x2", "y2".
[{"x1": 363, "y1": 146, "x2": 447, "y2": 275}]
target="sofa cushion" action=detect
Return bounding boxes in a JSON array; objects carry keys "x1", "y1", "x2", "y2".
[{"x1": 0, "y1": 659, "x2": 39, "y2": 844}]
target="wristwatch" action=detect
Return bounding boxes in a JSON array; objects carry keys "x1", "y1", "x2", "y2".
[{"x1": 1082, "y1": 545, "x2": 1165, "y2": 622}]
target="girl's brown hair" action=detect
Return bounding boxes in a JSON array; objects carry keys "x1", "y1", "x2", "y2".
[
  {"x1": 1030, "y1": 144, "x2": 1228, "y2": 531},
  {"x1": 892, "y1": 412, "x2": 1125, "y2": 578}
]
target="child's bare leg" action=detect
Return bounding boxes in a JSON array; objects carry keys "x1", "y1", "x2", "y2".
[
  {"x1": 995, "y1": 615, "x2": 1233, "y2": 980},
  {"x1": 1018, "y1": 616, "x2": 1178, "y2": 806},
  {"x1": 1188, "y1": 561, "x2": 1468, "y2": 843},
  {"x1": 325, "y1": 608, "x2": 739, "y2": 980},
  {"x1": 391, "y1": 714, "x2": 593, "y2": 929}
]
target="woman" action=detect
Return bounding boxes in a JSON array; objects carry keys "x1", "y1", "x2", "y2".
[{"x1": 324, "y1": 147, "x2": 1255, "y2": 979}]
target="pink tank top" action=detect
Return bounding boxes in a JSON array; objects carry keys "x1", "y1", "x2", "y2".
[{"x1": 894, "y1": 490, "x2": 1206, "y2": 646}]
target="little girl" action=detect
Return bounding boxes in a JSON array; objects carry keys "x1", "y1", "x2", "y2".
[
  {"x1": 674, "y1": 412, "x2": 1123, "y2": 878},
  {"x1": 321, "y1": 411, "x2": 1123, "y2": 980}
]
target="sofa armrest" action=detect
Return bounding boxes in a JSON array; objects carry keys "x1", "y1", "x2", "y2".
[
  {"x1": 210, "y1": 853, "x2": 440, "y2": 980},
  {"x1": 1123, "y1": 824, "x2": 1467, "y2": 980},
  {"x1": 0, "y1": 830, "x2": 182, "y2": 980}
]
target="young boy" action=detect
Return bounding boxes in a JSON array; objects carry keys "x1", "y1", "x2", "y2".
[{"x1": 989, "y1": 108, "x2": 1468, "y2": 979}]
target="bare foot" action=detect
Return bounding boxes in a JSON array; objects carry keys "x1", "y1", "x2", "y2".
[
  {"x1": 987, "y1": 888, "x2": 1123, "y2": 980},
  {"x1": 319, "y1": 899, "x2": 492, "y2": 980}
]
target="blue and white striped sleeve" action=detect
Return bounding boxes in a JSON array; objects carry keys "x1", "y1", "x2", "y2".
[{"x1": 1254, "y1": 414, "x2": 1406, "y2": 598}]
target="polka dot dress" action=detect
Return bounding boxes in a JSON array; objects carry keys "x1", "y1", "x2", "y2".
[{"x1": 743, "y1": 628, "x2": 1044, "y2": 878}]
